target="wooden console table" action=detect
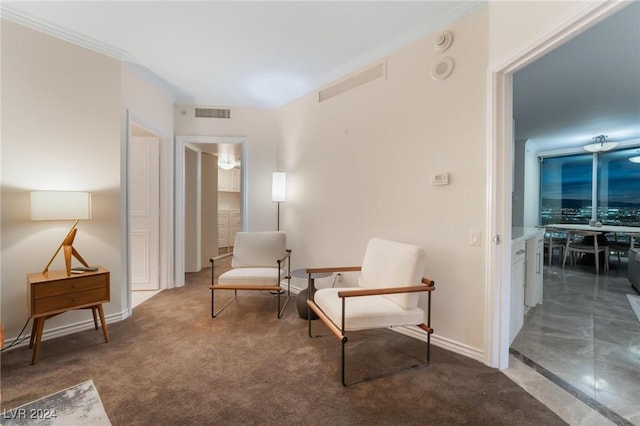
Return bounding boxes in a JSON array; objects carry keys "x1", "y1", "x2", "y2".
[{"x1": 27, "y1": 266, "x2": 110, "y2": 365}]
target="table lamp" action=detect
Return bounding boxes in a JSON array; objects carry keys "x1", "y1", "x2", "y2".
[
  {"x1": 271, "y1": 172, "x2": 286, "y2": 231},
  {"x1": 31, "y1": 191, "x2": 92, "y2": 276}
]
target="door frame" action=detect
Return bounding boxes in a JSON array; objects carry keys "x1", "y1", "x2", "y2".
[
  {"x1": 123, "y1": 110, "x2": 174, "y2": 312},
  {"x1": 174, "y1": 135, "x2": 248, "y2": 286},
  {"x1": 486, "y1": 1, "x2": 628, "y2": 368}
]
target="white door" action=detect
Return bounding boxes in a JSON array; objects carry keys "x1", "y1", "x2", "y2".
[{"x1": 130, "y1": 136, "x2": 160, "y2": 290}]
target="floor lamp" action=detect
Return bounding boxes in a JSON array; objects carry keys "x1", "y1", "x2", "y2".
[
  {"x1": 272, "y1": 172, "x2": 286, "y2": 231},
  {"x1": 31, "y1": 191, "x2": 92, "y2": 276}
]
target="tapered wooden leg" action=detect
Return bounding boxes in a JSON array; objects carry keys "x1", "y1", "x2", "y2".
[
  {"x1": 97, "y1": 305, "x2": 109, "y2": 343},
  {"x1": 31, "y1": 318, "x2": 45, "y2": 365},
  {"x1": 91, "y1": 308, "x2": 99, "y2": 330},
  {"x1": 29, "y1": 319, "x2": 38, "y2": 349}
]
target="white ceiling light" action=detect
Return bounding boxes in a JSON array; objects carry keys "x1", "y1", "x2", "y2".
[
  {"x1": 629, "y1": 151, "x2": 640, "y2": 163},
  {"x1": 218, "y1": 158, "x2": 236, "y2": 170},
  {"x1": 583, "y1": 135, "x2": 618, "y2": 152}
]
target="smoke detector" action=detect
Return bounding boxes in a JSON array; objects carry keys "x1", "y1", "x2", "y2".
[{"x1": 433, "y1": 31, "x2": 453, "y2": 53}]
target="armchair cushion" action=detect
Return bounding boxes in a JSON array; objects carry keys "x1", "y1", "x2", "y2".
[
  {"x1": 231, "y1": 231, "x2": 287, "y2": 268},
  {"x1": 358, "y1": 238, "x2": 427, "y2": 310},
  {"x1": 218, "y1": 267, "x2": 284, "y2": 286},
  {"x1": 315, "y1": 288, "x2": 424, "y2": 331}
]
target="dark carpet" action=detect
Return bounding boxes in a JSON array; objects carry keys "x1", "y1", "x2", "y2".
[{"x1": 1, "y1": 260, "x2": 566, "y2": 425}]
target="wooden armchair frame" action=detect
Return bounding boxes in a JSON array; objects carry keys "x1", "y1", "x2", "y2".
[
  {"x1": 306, "y1": 265, "x2": 435, "y2": 386},
  {"x1": 209, "y1": 249, "x2": 292, "y2": 319}
]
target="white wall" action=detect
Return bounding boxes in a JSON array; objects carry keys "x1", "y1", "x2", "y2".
[
  {"x1": 174, "y1": 106, "x2": 280, "y2": 232},
  {"x1": 1, "y1": 20, "x2": 177, "y2": 345},
  {"x1": 512, "y1": 139, "x2": 527, "y2": 227},
  {"x1": 276, "y1": 10, "x2": 489, "y2": 355},
  {"x1": 184, "y1": 148, "x2": 199, "y2": 272},
  {"x1": 1, "y1": 20, "x2": 122, "y2": 340},
  {"x1": 523, "y1": 140, "x2": 540, "y2": 227},
  {"x1": 202, "y1": 154, "x2": 219, "y2": 268}
]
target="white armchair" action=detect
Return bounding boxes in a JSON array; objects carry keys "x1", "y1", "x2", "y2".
[
  {"x1": 306, "y1": 238, "x2": 435, "y2": 386},
  {"x1": 209, "y1": 231, "x2": 291, "y2": 318}
]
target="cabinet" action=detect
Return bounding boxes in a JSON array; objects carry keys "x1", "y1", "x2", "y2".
[
  {"x1": 27, "y1": 267, "x2": 110, "y2": 364},
  {"x1": 510, "y1": 240, "x2": 526, "y2": 344},
  {"x1": 218, "y1": 209, "x2": 241, "y2": 249},
  {"x1": 525, "y1": 233, "x2": 544, "y2": 306},
  {"x1": 218, "y1": 167, "x2": 240, "y2": 192}
]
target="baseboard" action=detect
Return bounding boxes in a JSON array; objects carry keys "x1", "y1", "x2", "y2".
[
  {"x1": 393, "y1": 326, "x2": 485, "y2": 363},
  {"x1": 2, "y1": 309, "x2": 131, "y2": 351}
]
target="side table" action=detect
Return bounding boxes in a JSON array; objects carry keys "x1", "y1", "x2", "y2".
[
  {"x1": 27, "y1": 266, "x2": 110, "y2": 364},
  {"x1": 292, "y1": 268, "x2": 332, "y2": 320}
]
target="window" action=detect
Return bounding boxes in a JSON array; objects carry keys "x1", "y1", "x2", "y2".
[
  {"x1": 540, "y1": 148, "x2": 640, "y2": 226},
  {"x1": 540, "y1": 154, "x2": 593, "y2": 225},
  {"x1": 597, "y1": 148, "x2": 640, "y2": 226}
]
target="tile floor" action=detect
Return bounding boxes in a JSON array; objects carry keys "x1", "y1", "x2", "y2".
[{"x1": 511, "y1": 257, "x2": 640, "y2": 425}]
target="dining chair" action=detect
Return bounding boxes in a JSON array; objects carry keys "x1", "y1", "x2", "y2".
[
  {"x1": 209, "y1": 231, "x2": 291, "y2": 318},
  {"x1": 306, "y1": 238, "x2": 435, "y2": 386},
  {"x1": 562, "y1": 230, "x2": 609, "y2": 274},
  {"x1": 544, "y1": 227, "x2": 567, "y2": 266},
  {"x1": 608, "y1": 232, "x2": 640, "y2": 263}
]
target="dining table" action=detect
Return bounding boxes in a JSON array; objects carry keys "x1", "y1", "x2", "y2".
[
  {"x1": 542, "y1": 223, "x2": 640, "y2": 234},
  {"x1": 541, "y1": 223, "x2": 640, "y2": 272}
]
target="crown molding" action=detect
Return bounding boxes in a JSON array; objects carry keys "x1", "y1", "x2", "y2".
[
  {"x1": 1, "y1": 4, "x2": 128, "y2": 60},
  {"x1": 271, "y1": 1, "x2": 487, "y2": 108},
  {"x1": 1, "y1": 4, "x2": 179, "y2": 102}
]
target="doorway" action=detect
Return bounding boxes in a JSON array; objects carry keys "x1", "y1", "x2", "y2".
[
  {"x1": 488, "y1": 2, "x2": 628, "y2": 369},
  {"x1": 174, "y1": 135, "x2": 248, "y2": 286}
]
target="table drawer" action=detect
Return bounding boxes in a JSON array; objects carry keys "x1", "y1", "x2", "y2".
[
  {"x1": 33, "y1": 288, "x2": 108, "y2": 314},
  {"x1": 33, "y1": 274, "x2": 106, "y2": 299}
]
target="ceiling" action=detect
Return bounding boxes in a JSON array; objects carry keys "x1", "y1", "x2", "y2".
[
  {"x1": 1, "y1": 1, "x2": 483, "y2": 108},
  {"x1": 2, "y1": 1, "x2": 639, "y2": 154},
  {"x1": 513, "y1": 2, "x2": 640, "y2": 153}
]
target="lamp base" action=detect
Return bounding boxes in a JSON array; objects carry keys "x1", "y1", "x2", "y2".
[{"x1": 43, "y1": 220, "x2": 90, "y2": 276}]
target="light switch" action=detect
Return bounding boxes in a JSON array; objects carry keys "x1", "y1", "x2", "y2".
[
  {"x1": 432, "y1": 173, "x2": 449, "y2": 185},
  {"x1": 470, "y1": 230, "x2": 481, "y2": 246}
]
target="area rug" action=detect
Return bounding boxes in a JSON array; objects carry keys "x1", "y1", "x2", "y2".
[
  {"x1": 2, "y1": 380, "x2": 110, "y2": 425},
  {"x1": 628, "y1": 294, "x2": 640, "y2": 323}
]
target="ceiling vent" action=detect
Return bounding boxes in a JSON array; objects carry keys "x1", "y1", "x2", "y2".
[
  {"x1": 195, "y1": 107, "x2": 231, "y2": 119},
  {"x1": 319, "y1": 62, "x2": 386, "y2": 103}
]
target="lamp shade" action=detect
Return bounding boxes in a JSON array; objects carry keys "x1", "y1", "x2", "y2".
[
  {"x1": 31, "y1": 191, "x2": 92, "y2": 221},
  {"x1": 272, "y1": 172, "x2": 286, "y2": 202}
]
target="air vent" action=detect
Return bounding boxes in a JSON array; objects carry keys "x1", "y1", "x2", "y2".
[
  {"x1": 195, "y1": 107, "x2": 231, "y2": 119},
  {"x1": 319, "y1": 62, "x2": 386, "y2": 103}
]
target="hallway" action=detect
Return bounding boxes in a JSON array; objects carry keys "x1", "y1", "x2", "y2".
[{"x1": 511, "y1": 259, "x2": 640, "y2": 425}]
